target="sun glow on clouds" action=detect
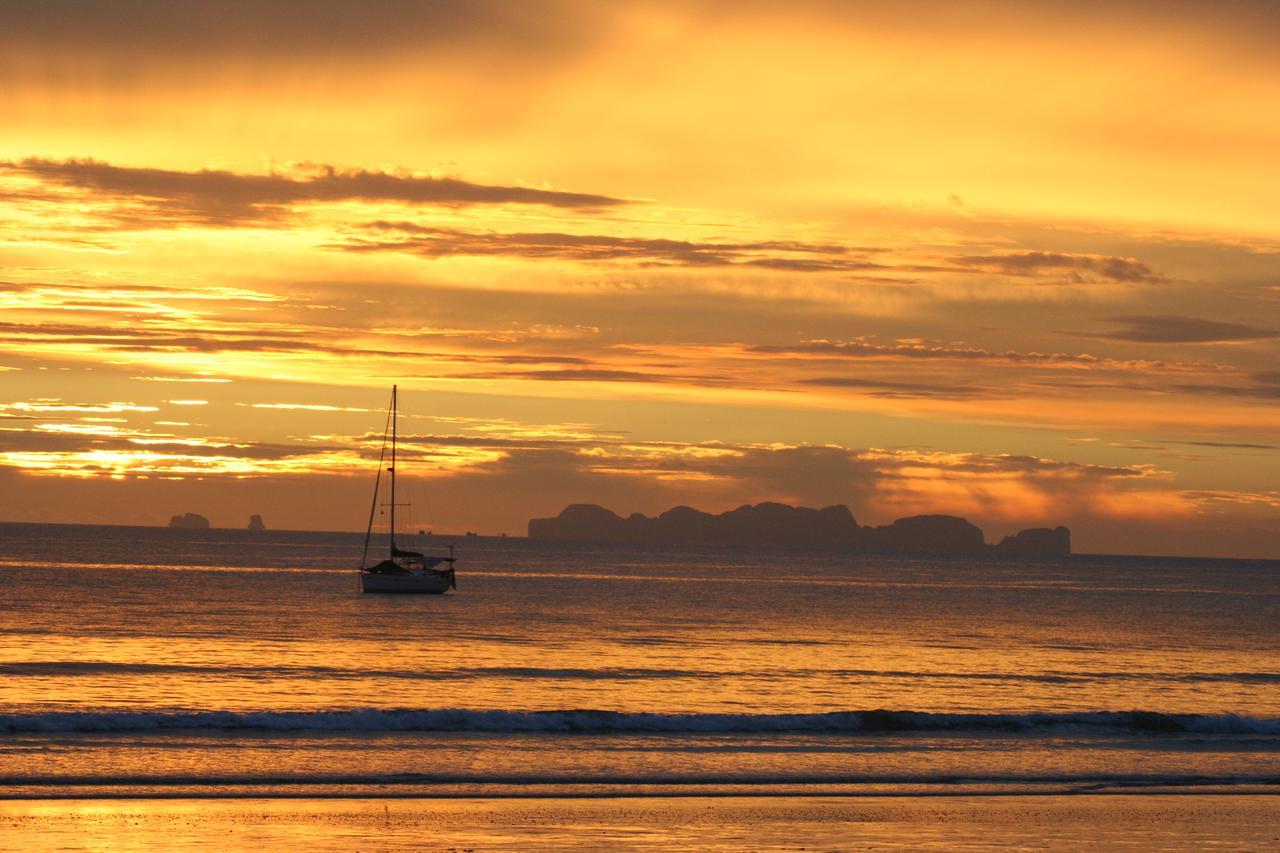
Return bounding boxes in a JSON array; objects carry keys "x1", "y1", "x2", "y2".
[
  {"x1": 1, "y1": 1, "x2": 1278, "y2": 554},
  {"x1": 243, "y1": 403, "x2": 378, "y2": 413},
  {"x1": 0, "y1": 408, "x2": 1164, "y2": 517},
  {"x1": 2, "y1": 400, "x2": 159, "y2": 414},
  {"x1": 0, "y1": 448, "x2": 370, "y2": 479}
]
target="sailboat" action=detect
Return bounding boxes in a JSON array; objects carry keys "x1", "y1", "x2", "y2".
[{"x1": 359, "y1": 385, "x2": 457, "y2": 594}]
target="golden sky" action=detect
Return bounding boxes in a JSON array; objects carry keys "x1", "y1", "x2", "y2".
[{"x1": 2, "y1": 1, "x2": 1278, "y2": 556}]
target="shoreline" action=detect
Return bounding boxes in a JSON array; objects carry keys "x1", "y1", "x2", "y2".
[
  {"x1": 4, "y1": 783, "x2": 1279, "y2": 801},
  {"x1": 5, "y1": 790, "x2": 1280, "y2": 801}
]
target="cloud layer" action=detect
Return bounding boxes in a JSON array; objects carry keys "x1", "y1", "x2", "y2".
[{"x1": 3, "y1": 2, "x2": 1279, "y2": 556}]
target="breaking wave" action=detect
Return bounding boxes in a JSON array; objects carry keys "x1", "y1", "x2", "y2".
[
  {"x1": 5, "y1": 661, "x2": 1278, "y2": 685},
  {"x1": 3, "y1": 709, "x2": 1278, "y2": 735}
]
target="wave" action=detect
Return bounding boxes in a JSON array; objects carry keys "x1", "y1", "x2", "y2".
[
  {"x1": 5, "y1": 661, "x2": 1278, "y2": 686},
  {"x1": 0, "y1": 662, "x2": 713, "y2": 680},
  {"x1": 3, "y1": 709, "x2": 1279, "y2": 735},
  {"x1": 2, "y1": 772, "x2": 1277, "y2": 790}
]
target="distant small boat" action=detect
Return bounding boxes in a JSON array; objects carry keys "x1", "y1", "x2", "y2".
[{"x1": 359, "y1": 385, "x2": 456, "y2": 594}]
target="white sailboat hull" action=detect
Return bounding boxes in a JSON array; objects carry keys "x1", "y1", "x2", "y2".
[{"x1": 360, "y1": 570, "x2": 453, "y2": 594}]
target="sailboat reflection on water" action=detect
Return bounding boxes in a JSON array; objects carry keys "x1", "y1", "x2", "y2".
[{"x1": 359, "y1": 385, "x2": 457, "y2": 594}]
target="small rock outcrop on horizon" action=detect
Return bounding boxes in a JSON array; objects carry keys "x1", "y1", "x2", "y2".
[
  {"x1": 168, "y1": 512, "x2": 210, "y2": 530},
  {"x1": 528, "y1": 503, "x2": 1071, "y2": 557},
  {"x1": 994, "y1": 526, "x2": 1071, "y2": 558},
  {"x1": 862, "y1": 514, "x2": 988, "y2": 555},
  {"x1": 247, "y1": 514, "x2": 266, "y2": 531}
]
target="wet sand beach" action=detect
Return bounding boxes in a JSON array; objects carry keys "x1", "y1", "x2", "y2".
[{"x1": 4, "y1": 794, "x2": 1279, "y2": 851}]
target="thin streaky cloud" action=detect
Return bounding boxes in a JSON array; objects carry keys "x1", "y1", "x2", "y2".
[
  {"x1": 749, "y1": 340, "x2": 1107, "y2": 367},
  {"x1": 796, "y1": 377, "x2": 995, "y2": 400},
  {"x1": 1170, "y1": 440, "x2": 1280, "y2": 451},
  {"x1": 1175, "y1": 383, "x2": 1280, "y2": 400},
  {"x1": 333, "y1": 222, "x2": 882, "y2": 271},
  {"x1": 2, "y1": 158, "x2": 627, "y2": 226},
  {"x1": 951, "y1": 251, "x2": 1162, "y2": 283},
  {"x1": 1092, "y1": 315, "x2": 1279, "y2": 344}
]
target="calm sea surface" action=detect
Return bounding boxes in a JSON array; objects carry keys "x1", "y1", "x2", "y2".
[{"x1": 1, "y1": 522, "x2": 1277, "y2": 799}]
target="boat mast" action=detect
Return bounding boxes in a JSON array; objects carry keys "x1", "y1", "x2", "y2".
[
  {"x1": 359, "y1": 395, "x2": 393, "y2": 570},
  {"x1": 389, "y1": 383, "x2": 397, "y2": 555}
]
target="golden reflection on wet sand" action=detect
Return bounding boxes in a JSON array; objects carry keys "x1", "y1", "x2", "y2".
[{"x1": 2, "y1": 795, "x2": 1277, "y2": 851}]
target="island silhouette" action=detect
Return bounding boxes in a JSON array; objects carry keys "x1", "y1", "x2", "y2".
[{"x1": 529, "y1": 502, "x2": 1070, "y2": 557}]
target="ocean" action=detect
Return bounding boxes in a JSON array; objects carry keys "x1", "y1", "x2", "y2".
[{"x1": 1, "y1": 522, "x2": 1278, "y2": 847}]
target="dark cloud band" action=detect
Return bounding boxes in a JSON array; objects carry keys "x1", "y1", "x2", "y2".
[{"x1": 3, "y1": 158, "x2": 626, "y2": 226}]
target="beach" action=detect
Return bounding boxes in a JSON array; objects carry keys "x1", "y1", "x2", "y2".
[{"x1": 4, "y1": 794, "x2": 1278, "y2": 850}]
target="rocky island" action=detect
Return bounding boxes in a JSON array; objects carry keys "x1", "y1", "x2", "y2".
[
  {"x1": 168, "y1": 512, "x2": 211, "y2": 530},
  {"x1": 528, "y1": 502, "x2": 1070, "y2": 558}
]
